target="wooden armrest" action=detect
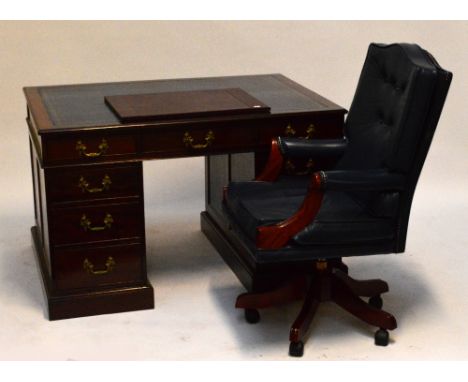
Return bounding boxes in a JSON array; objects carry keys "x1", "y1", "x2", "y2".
[
  {"x1": 256, "y1": 173, "x2": 323, "y2": 249},
  {"x1": 255, "y1": 138, "x2": 284, "y2": 181}
]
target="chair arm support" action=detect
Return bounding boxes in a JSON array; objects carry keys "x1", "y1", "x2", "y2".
[
  {"x1": 318, "y1": 169, "x2": 406, "y2": 192},
  {"x1": 255, "y1": 138, "x2": 284, "y2": 181},
  {"x1": 256, "y1": 173, "x2": 323, "y2": 249},
  {"x1": 278, "y1": 137, "x2": 348, "y2": 159}
]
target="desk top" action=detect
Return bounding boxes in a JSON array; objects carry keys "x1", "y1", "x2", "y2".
[{"x1": 24, "y1": 74, "x2": 346, "y2": 135}]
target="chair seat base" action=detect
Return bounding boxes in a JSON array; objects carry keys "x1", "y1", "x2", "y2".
[
  {"x1": 236, "y1": 260, "x2": 397, "y2": 357},
  {"x1": 201, "y1": 211, "x2": 351, "y2": 292}
]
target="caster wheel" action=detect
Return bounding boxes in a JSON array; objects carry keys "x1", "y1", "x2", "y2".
[
  {"x1": 244, "y1": 309, "x2": 260, "y2": 324},
  {"x1": 375, "y1": 328, "x2": 389, "y2": 346},
  {"x1": 369, "y1": 295, "x2": 383, "y2": 310},
  {"x1": 289, "y1": 341, "x2": 304, "y2": 357}
]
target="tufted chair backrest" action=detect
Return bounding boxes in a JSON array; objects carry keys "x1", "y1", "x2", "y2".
[
  {"x1": 337, "y1": 43, "x2": 444, "y2": 173},
  {"x1": 335, "y1": 43, "x2": 452, "y2": 252}
]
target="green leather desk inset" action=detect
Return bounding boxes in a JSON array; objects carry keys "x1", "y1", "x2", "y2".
[{"x1": 24, "y1": 74, "x2": 346, "y2": 320}]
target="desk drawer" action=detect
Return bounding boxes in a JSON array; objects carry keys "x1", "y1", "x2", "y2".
[
  {"x1": 46, "y1": 163, "x2": 142, "y2": 204},
  {"x1": 43, "y1": 133, "x2": 136, "y2": 164},
  {"x1": 141, "y1": 124, "x2": 259, "y2": 158},
  {"x1": 258, "y1": 115, "x2": 344, "y2": 145},
  {"x1": 50, "y1": 201, "x2": 143, "y2": 246},
  {"x1": 53, "y1": 242, "x2": 145, "y2": 291}
]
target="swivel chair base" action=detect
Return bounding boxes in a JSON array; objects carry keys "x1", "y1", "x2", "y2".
[{"x1": 235, "y1": 260, "x2": 397, "y2": 357}]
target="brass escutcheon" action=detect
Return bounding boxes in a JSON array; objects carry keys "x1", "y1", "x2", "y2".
[{"x1": 316, "y1": 260, "x2": 328, "y2": 271}]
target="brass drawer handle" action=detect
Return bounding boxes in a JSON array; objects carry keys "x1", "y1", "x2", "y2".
[
  {"x1": 80, "y1": 213, "x2": 114, "y2": 232},
  {"x1": 78, "y1": 175, "x2": 112, "y2": 193},
  {"x1": 284, "y1": 123, "x2": 316, "y2": 139},
  {"x1": 76, "y1": 139, "x2": 109, "y2": 157},
  {"x1": 284, "y1": 124, "x2": 296, "y2": 136},
  {"x1": 183, "y1": 130, "x2": 215, "y2": 149},
  {"x1": 285, "y1": 158, "x2": 316, "y2": 176},
  {"x1": 83, "y1": 256, "x2": 115, "y2": 275},
  {"x1": 305, "y1": 124, "x2": 316, "y2": 139}
]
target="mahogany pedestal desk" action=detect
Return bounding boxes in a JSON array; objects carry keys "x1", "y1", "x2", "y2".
[{"x1": 24, "y1": 74, "x2": 346, "y2": 320}]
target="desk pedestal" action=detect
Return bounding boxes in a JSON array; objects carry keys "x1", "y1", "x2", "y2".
[{"x1": 29, "y1": 140, "x2": 154, "y2": 320}]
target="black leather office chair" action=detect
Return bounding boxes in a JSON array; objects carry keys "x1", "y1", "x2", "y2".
[{"x1": 223, "y1": 43, "x2": 452, "y2": 356}]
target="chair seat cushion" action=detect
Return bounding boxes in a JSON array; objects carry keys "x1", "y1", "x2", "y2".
[
  {"x1": 224, "y1": 176, "x2": 395, "y2": 247},
  {"x1": 225, "y1": 176, "x2": 309, "y2": 241},
  {"x1": 293, "y1": 191, "x2": 395, "y2": 245}
]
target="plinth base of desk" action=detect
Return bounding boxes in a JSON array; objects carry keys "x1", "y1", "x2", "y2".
[
  {"x1": 201, "y1": 211, "x2": 255, "y2": 291},
  {"x1": 44, "y1": 285, "x2": 154, "y2": 321},
  {"x1": 202, "y1": 211, "x2": 307, "y2": 293},
  {"x1": 31, "y1": 226, "x2": 154, "y2": 320}
]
